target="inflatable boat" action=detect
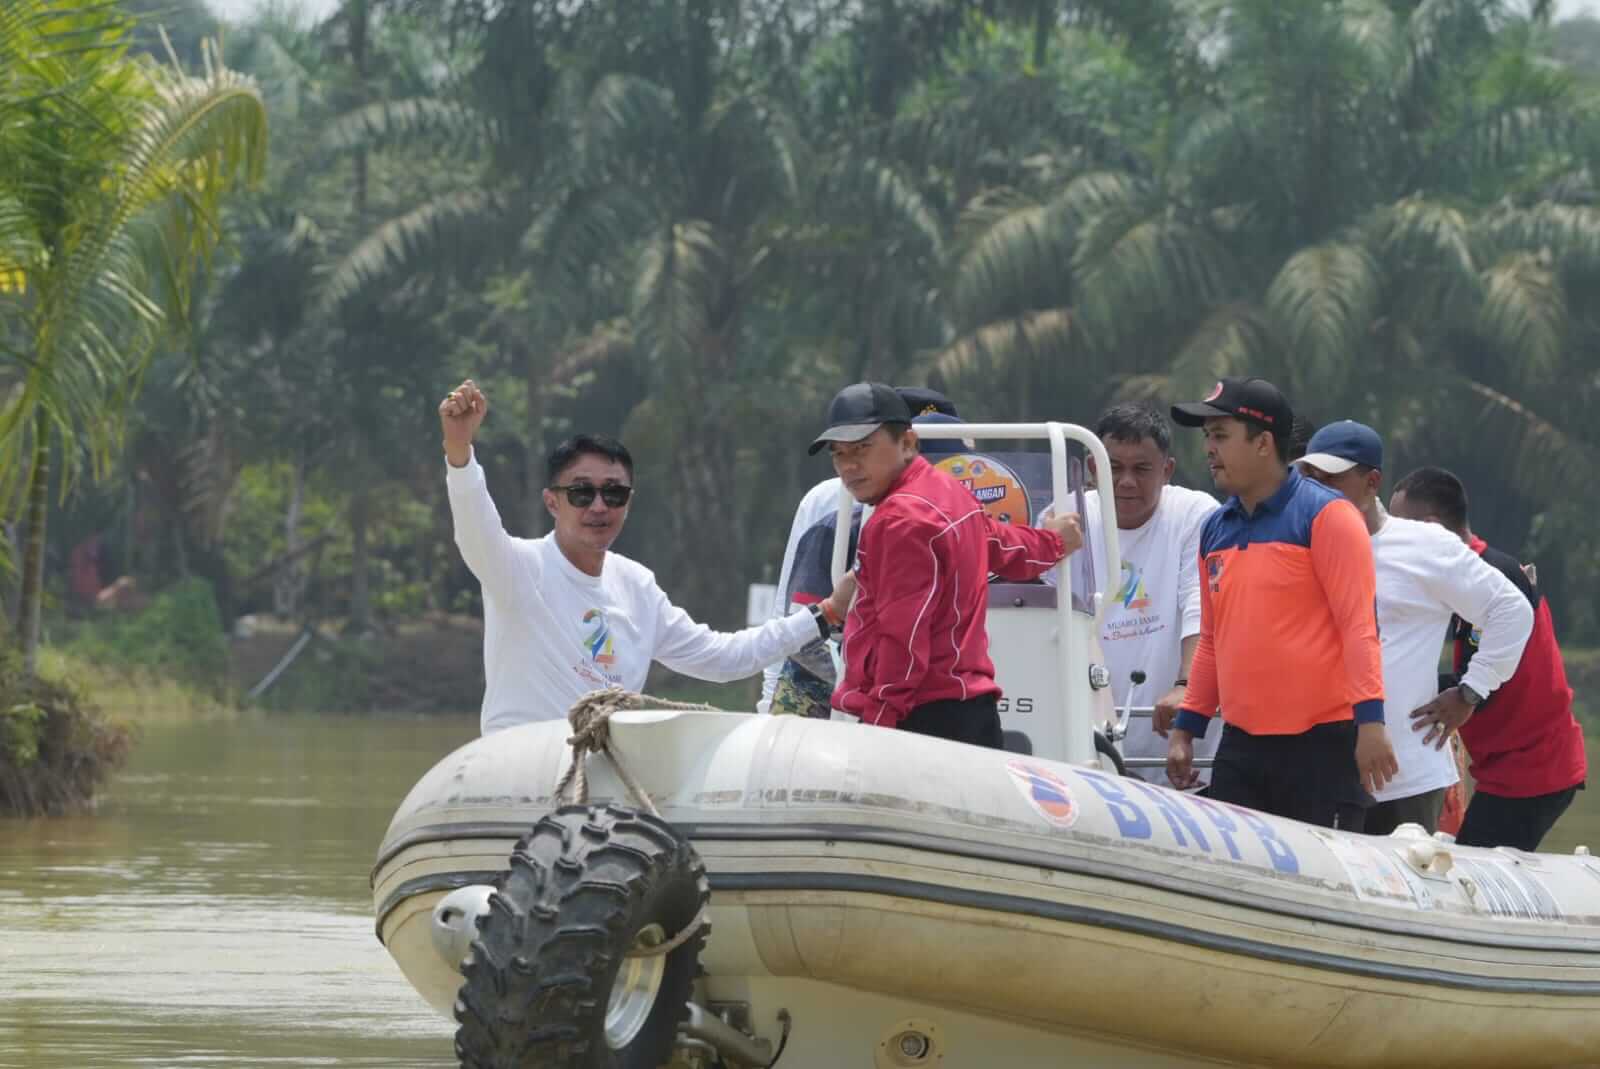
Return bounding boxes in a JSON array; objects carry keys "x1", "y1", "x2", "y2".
[{"x1": 372, "y1": 422, "x2": 1600, "y2": 1069}]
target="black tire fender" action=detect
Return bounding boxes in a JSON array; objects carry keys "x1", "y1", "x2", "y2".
[{"x1": 454, "y1": 803, "x2": 710, "y2": 1069}]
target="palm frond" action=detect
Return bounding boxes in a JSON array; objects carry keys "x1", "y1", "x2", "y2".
[
  {"x1": 579, "y1": 73, "x2": 680, "y2": 177},
  {"x1": 705, "y1": 94, "x2": 803, "y2": 213},
  {"x1": 1476, "y1": 202, "x2": 1600, "y2": 288},
  {"x1": 1476, "y1": 250, "x2": 1566, "y2": 380},
  {"x1": 1073, "y1": 192, "x2": 1235, "y2": 353},
  {"x1": 1337, "y1": 0, "x2": 1404, "y2": 74},
  {"x1": 321, "y1": 97, "x2": 491, "y2": 155},
  {"x1": 815, "y1": 154, "x2": 944, "y2": 262},
  {"x1": 1367, "y1": 197, "x2": 1481, "y2": 327},
  {"x1": 633, "y1": 220, "x2": 725, "y2": 365},
  {"x1": 324, "y1": 190, "x2": 504, "y2": 309},
  {"x1": 1166, "y1": 302, "x2": 1282, "y2": 399},
  {"x1": 928, "y1": 308, "x2": 1075, "y2": 381},
  {"x1": 1397, "y1": 0, "x2": 1493, "y2": 109},
  {"x1": 1265, "y1": 242, "x2": 1383, "y2": 401},
  {"x1": 950, "y1": 191, "x2": 1073, "y2": 330}
]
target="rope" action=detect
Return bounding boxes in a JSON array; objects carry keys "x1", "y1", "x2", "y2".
[{"x1": 552, "y1": 686, "x2": 720, "y2": 958}]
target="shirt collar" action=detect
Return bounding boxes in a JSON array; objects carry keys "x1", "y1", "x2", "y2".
[{"x1": 1222, "y1": 467, "x2": 1299, "y2": 519}]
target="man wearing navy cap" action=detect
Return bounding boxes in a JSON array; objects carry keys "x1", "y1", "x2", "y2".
[
  {"x1": 759, "y1": 386, "x2": 972, "y2": 716},
  {"x1": 1165, "y1": 377, "x2": 1396, "y2": 829},
  {"x1": 811, "y1": 382, "x2": 1083, "y2": 745},
  {"x1": 1299, "y1": 422, "x2": 1533, "y2": 835}
]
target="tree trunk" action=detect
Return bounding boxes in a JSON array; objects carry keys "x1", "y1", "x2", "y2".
[
  {"x1": 15, "y1": 413, "x2": 50, "y2": 677},
  {"x1": 1032, "y1": 0, "x2": 1051, "y2": 70},
  {"x1": 348, "y1": 483, "x2": 372, "y2": 633}
]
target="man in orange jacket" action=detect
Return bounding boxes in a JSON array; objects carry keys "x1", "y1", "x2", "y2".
[{"x1": 1165, "y1": 378, "x2": 1397, "y2": 829}]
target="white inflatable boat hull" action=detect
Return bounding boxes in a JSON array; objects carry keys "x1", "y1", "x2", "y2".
[{"x1": 373, "y1": 711, "x2": 1600, "y2": 1068}]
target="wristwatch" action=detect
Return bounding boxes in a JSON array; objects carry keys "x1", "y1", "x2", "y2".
[
  {"x1": 1458, "y1": 683, "x2": 1485, "y2": 709},
  {"x1": 807, "y1": 604, "x2": 833, "y2": 641}
]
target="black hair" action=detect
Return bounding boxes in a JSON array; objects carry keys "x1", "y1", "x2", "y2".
[
  {"x1": 1242, "y1": 420, "x2": 1291, "y2": 463},
  {"x1": 1393, "y1": 466, "x2": 1469, "y2": 530},
  {"x1": 546, "y1": 434, "x2": 634, "y2": 486},
  {"x1": 1286, "y1": 418, "x2": 1316, "y2": 463},
  {"x1": 1096, "y1": 402, "x2": 1172, "y2": 455}
]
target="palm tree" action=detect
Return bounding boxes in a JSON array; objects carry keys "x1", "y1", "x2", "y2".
[{"x1": 0, "y1": 2, "x2": 266, "y2": 674}]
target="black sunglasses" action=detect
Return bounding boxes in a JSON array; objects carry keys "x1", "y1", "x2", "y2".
[{"x1": 550, "y1": 482, "x2": 634, "y2": 509}]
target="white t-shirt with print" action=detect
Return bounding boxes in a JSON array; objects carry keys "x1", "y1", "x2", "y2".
[
  {"x1": 1370, "y1": 515, "x2": 1533, "y2": 803},
  {"x1": 1082, "y1": 485, "x2": 1221, "y2": 784},
  {"x1": 447, "y1": 452, "x2": 819, "y2": 735}
]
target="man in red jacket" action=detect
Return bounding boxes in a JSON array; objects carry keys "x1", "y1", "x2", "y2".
[
  {"x1": 1391, "y1": 467, "x2": 1588, "y2": 851},
  {"x1": 810, "y1": 383, "x2": 1084, "y2": 747}
]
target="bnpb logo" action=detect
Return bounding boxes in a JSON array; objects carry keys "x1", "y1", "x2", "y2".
[{"x1": 1006, "y1": 759, "x2": 1079, "y2": 827}]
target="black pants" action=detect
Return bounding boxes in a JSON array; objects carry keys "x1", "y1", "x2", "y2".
[
  {"x1": 1364, "y1": 787, "x2": 1448, "y2": 837},
  {"x1": 1455, "y1": 784, "x2": 1582, "y2": 851},
  {"x1": 900, "y1": 694, "x2": 1003, "y2": 749},
  {"x1": 1208, "y1": 720, "x2": 1369, "y2": 831}
]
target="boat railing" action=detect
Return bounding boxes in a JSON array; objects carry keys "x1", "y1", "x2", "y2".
[{"x1": 1109, "y1": 706, "x2": 1217, "y2": 771}]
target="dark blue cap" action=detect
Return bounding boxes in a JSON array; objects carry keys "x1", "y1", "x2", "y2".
[
  {"x1": 1300, "y1": 420, "x2": 1384, "y2": 473},
  {"x1": 912, "y1": 412, "x2": 967, "y2": 457}
]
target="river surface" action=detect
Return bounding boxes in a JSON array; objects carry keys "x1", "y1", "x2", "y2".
[{"x1": 0, "y1": 712, "x2": 1596, "y2": 1068}]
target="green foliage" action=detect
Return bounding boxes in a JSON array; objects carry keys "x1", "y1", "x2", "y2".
[
  {"x1": 0, "y1": 649, "x2": 134, "y2": 816},
  {"x1": 67, "y1": 578, "x2": 229, "y2": 691}
]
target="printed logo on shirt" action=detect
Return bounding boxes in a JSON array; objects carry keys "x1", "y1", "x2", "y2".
[
  {"x1": 1115, "y1": 560, "x2": 1152, "y2": 611},
  {"x1": 582, "y1": 608, "x2": 617, "y2": 666},
  {"x1": 1206, "y1": 553, "x2": 1225, "y2": 593},
  {"x1": 935, "y1": 453, "x2": 1030, "y2": 524}
]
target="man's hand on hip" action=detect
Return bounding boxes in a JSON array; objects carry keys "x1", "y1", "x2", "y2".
[
  {"x1": 1409, "y1": 688, "x2": 1475, "y2": 751},
  {"x1": 1355, "y1": 722, "x2": 1399, "y2": 795},
  {"x1": 441, "y1": 379, "x2": 487, "y2": 467}
]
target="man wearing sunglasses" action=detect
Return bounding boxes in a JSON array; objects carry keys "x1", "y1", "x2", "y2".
[{"x1": 441, "y1": 379, "x2": 855, "y2": 735}]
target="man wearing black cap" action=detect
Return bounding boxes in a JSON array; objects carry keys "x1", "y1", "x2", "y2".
[
  {"x1": 758, "y1": 387, "x2": 971, "y2": 717},
  {"x1": 1164, "y1": 378, "x2": 1397, "y2": 830},
  {"x1": 814, "y1": 382, "x2": 1084, "y2": 745}
]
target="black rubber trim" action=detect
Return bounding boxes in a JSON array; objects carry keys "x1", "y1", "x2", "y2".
[
  {"x1": 370, "y1": 819, "x2": 1599, "y2": 954},
  {"x1": 374, "y1": 867, "x2": 1600, "y2": 996}
]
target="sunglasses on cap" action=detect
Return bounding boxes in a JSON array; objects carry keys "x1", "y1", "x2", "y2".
[{"x1": 550, "y1": 482, "x2": 633, "y2": 509}]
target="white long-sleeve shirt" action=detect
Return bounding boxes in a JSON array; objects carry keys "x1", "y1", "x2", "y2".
[
  {"x1": 1370, "y1": 514, "x2": 1534, "y2": 802},
  {"x1": 448, "y1": 452, "x2": 820, "y2": 734}
]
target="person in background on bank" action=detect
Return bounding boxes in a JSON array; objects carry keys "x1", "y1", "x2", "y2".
[
  {"x1": 758, "y1": 388, "x2": 969, "y2": 717},
  {"x1": 1298, "y1": 423, "x2": 1532, "y2": 835},
  {"x1": 815, "y1": 383, "x2": 1083, "y2": 746},
  {"x1": 1075, "y1": 403, "x2": 1221, "y2": 789},
  {"x1": 1165, "y1": 378, "x2": 1396, "y2": 828},
  {"x1": 441, "y1": 379, "x2": 854, "y2": 735},
  {"x1": 1390, "y1": 467, "x2": 1588, "y2": 850}
]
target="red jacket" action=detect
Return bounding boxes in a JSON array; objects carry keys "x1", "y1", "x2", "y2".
[
  {"x1": 833, "y1": 456, "x2": 1066, "y2": 728},
  {"x1": 1453, "y1": 538, "x2": 1587, "y2": 798}
]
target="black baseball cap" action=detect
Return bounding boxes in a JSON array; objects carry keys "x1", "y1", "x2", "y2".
[
  {"x1": 896, "y1": 386, "x2": 959, "y2": 419},
  {"x1": 809, "y1": 382, "x2": 914, "y2": 455},
  {"x1": 1172, "y1": 376, "x2": 1294, "y2": 433}
]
